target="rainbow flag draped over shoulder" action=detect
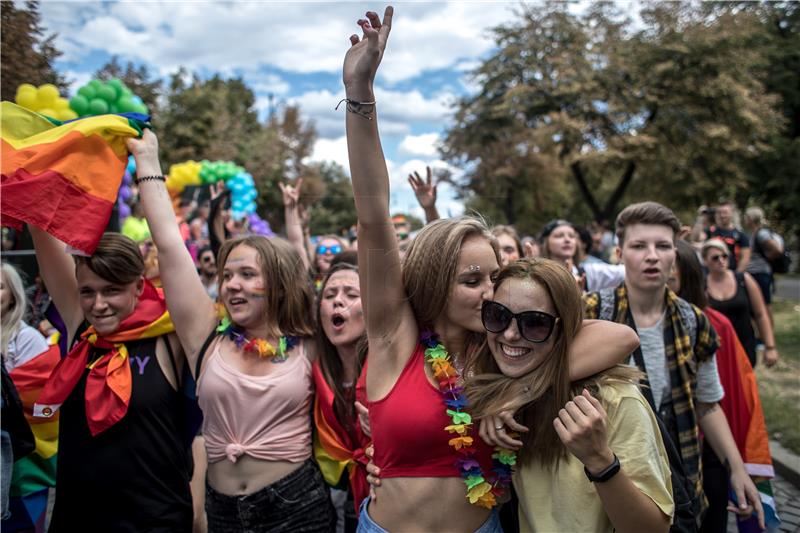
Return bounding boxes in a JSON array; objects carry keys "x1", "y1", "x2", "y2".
[
  {"x1": 0, "y1": 102, "x2": 147, "y2": 254},
  {"x1": 312, "y1": 361, "x2": 370, "y2": 515},
  {"x1": 705, "y1": 308, "x2": 780, "y2": 532},
  {"x1": 7, "y1": 343, "x2": 61, "y2": 533}
]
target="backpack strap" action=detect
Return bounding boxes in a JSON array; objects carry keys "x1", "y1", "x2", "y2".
[
  {"x1": 674, "y1": 298, "x2": 698, "y2": 351},
  {"x1": 195, "y1": 329, "x2": 219, "y2": 379}
]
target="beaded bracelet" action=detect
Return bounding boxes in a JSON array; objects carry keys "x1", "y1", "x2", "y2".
[{"x1": 134, "y1": 175, "x2": 166, "y2": 185}]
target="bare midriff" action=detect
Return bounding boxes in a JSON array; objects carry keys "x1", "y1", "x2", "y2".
[
  {"x1": 207, "y1": 456, "x2": 304, "y2": 496},
  {"x1": 368, "y1": 476, "x2": 491, "y2": 532}
]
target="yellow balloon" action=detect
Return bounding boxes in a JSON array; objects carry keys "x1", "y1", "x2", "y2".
[
  {"x1": 54, "y1": 97, "x2": 70, "y2": 110},
  {"x1": 15, "y1": 91, "x2": 38, "y2": 110},
  {"x1": 16, "y1": 84, "x2": 37, "y2": 98},
  {"x1": 57, "y1": 109, "x2": 78, "y2": 121},
  {"x1": 38, "y1": 108, "x2": 57, "y2": 118},
  {"x1": 37, "y1": 84, "x2": 59, "y2": 104}
]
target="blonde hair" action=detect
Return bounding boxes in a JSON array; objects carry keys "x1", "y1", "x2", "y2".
[
  {"x1": 403, "y1": 216, "x2": 499, "y2": 332},
  {"x1": 1, "y1": 263, "x2": 28, "y2": 354},
  {"x1": 466, "y1": 258, "x2": 640, "y2": 467},
  {"x1": 701, "y1": 238, "x2": 730, "y2": 258},
  {"x1": 491, "y1": 225, "x2": 523, "y2": 257},
  {"x1": 744, "y1": 207, "x2": 765, "y2": 227},
  {"x1": 218, "y1": 236, "x2": 315, "y2": 337}
]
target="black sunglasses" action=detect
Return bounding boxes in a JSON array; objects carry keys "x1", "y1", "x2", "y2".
[{"x1": 481, "y1": 300, "x2": 559, "y2": 343}]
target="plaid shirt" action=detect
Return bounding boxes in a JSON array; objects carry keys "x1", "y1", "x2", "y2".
[{"x1": 584, "y1": 284, "x2": 719, "y2": 509}]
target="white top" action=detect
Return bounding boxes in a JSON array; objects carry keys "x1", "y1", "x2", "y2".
[{"x1": 4, "y1": 321, "x2": 48, "y2": 372}]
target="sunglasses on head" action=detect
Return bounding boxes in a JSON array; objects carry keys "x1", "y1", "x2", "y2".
[
  {"x1": 481, "y1": 300, "x2": 559, "y2": 343},
  {"x1": 317, "y1": 244, "x2": 342, "y2": 255}
]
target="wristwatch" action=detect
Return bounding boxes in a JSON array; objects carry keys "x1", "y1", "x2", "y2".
[{"x1": 584, "y1": 454, "x2": 621, "y2": 483}]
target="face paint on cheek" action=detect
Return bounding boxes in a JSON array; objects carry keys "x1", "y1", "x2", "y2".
[{"x1": 248, "y1": 287, "x2": 266, "y2": 299}]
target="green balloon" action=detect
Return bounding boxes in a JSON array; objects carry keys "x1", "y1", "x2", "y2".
[
  {"x1": 69, "y1": 95, "x2": 89, "y2": 115},
  {"x1": 88, "y1": 79, "x2": 103, "y2": 90},
  {"x1": 77, "y1": 85, "x2": 96, "y2": 100},
  {"x1": 134, "y1": 103, "x2": 148, "y2": 115},
  {"x1": 97, "y1": 85, "x2": 116, "y2": 103},
  {"x1": 108, "y1": 79, "x2": 125, "y2": 99},
  {"x1": 109, "y1": 103, "x2": 119, "y2": 114},
  {"x1": 88, "y1": 98, "x2": 109, "y2": 115},
  {"x1": 117, "y1": 96, "x2": 136, "y2": 113}
]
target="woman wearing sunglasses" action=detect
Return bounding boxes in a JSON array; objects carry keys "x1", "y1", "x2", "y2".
[
  {"x1": 703, "y1": 239, "x2": 778, "y2": 367},
  {"x1": 468, "y1": 259, "x2": 673, "y2": 533},
  {"x1": 342, "y1": 7, "x2": 639, "y2": 532}
]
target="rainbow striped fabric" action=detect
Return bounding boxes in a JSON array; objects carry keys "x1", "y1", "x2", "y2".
[
  {"x1": 0, "y1": 102, "x2": 147, "y2": 254},
  {"x1": 7, "y1": 344, "x2": 61, "y2": 533}
]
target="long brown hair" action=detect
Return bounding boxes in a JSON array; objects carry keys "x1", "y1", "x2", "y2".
[
  {"x1": 403, "y1": 216, "x2": 499, "y2": 337},
  {"x1": 217, "y1": 236, "x2": 315, "y2": 337},
  {"x1": 315, "y1": 263, "x2": 366, "y2": 442},
  {"x1": 466, "y1": 258, "x2": 639, "y2": 467}
]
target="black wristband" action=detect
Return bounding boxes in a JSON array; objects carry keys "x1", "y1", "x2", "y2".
[
  {"x1": 584, "y1": 454, "x2": 621, "y2": 483},
  {"x1": 134, "y1": 175, "x2": 166, "y2": 185}
]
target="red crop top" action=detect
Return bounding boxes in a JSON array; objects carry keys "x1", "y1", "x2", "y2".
[{"x1": 359, "y1": 344, "x2": 494, "y2": 478}]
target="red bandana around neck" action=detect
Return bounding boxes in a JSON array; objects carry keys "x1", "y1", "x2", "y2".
[{"x1": 34, "y1": 280, "x2": 174, "y2": 435}]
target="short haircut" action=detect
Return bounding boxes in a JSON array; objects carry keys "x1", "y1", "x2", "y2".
[
  {"x1": 701, "y1": 238, "x2": 730, "y2": 258},
  {"x1": 744, "y1": 207, "x2": 764, "y2": 226},
  {"x1": 615, "y1": 202, "x2": 681, "y2": 245},
  {"x1": 74, "y1": 232, "x2": 144, "y2": 285}
]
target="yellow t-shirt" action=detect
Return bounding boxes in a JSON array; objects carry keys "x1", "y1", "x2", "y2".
[{"x1": 515, "y1": 381, "x2": 674, "y2": 533}]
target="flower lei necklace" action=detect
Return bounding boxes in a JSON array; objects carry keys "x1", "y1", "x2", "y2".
[
  {"x1": 217, "y1": 316, "x2": 298, "y2": 363},
  {"x1": 421, "y1": 331, "x2": 516, "y2": 509}
]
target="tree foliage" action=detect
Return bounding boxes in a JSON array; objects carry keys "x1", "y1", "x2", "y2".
[
  {"x1": 1, "y1": 0, "x2": 67, "y2": 101},
  {"x1": 443, "y1": 2, "x2": 790, "y2": 234}
]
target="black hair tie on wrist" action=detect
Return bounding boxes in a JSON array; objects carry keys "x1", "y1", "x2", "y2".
[{"x1": 134, "y1": 175, "x2": 166, "y2": 185}]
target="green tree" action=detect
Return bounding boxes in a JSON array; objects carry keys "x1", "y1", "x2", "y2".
[
  {"x1": 304, "y1": 162, "x2": 358, "y2": 236},
  {"x1": 1, "y1": 0, "x2": 67, "y2": 101},
  {"x1": 443, "y1": 2, "x2": 785, "y2": 228}
]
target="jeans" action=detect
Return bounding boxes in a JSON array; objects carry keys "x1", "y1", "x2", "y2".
[
  {"x1": 356, "y1": 497, "x2": 503, "y2": 533},
  {"x1": 205, "y1": 459, "x2": 336, "y2": 533},
  {"x1": 1, "y1": 429, "x2": 11, "y2": 521}
]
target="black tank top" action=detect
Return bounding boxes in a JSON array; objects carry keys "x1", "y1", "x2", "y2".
[
  {"x1": 49, "y1": 332, "x2": 193, "y2": 532},
  {"x1": 708, "y1": 273, "x2": 757, "y2": 366}
]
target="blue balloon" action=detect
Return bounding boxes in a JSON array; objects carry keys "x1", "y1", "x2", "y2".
[
  {"x1": 131, "y1": 95, "x2": 143, "y2": 106},
  {"x1": 126, "y1": 155, "x2": 136, "y2": 175},
  {"x1": 118, "y1": 202, "x2": 131, "y2": 220}
]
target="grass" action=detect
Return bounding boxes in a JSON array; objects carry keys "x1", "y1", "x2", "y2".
[{"x1": 757, "y1": 298, "x2": 800, "y2": 454}]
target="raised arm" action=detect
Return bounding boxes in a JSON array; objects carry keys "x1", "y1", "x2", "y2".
[
  {"x1": 569, "y1": 320, "x2": 639, "y2": 380},
  {"x1": 207, "y1": 183, "x2": 229, "y2": 260},
  {"x1": 408, "y1": 166, "x2": 440, "y2": 223},
  {"x1": 343, "y1": 7, "x2": 416, "y2": 368},
  {"x1": 28, "y1": 227, "x2": 83, "y2": 343},
  {"x1": 279, "y1": 179, "x2": 311, "y2": 272},
  {"x1": 127, "y1": 131, "x2": 217, "y2": 368}
]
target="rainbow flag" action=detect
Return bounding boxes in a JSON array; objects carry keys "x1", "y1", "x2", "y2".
[
  {"x1": 0, "y1": 102, "x2": 147, "y2": 254},
  {"x1": 312, "y1": 362, "x2": 370, "y2": 515},
  {"x1": 7, "y1": 344, "x2": 61, "y2": 533},
  {"x1": 705, "y1": 308, "x2": 780, "y2": 531}
]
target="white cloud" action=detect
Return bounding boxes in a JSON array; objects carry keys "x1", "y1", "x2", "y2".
[
  {"x1": 308, "y1": 135, "x2": 349, "y2": 173},
  {"x1": 64, "y1": 70, "x2": 93, "y2": 95},
  {"x1": 41, "y1": 2, "x2": 520, "y2": 83},
  {"x1": 398, "y1": 133, "x2": 440, "y2": 157}
]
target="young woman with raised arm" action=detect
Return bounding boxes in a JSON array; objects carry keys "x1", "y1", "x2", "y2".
[
  {"x1": 128, "y1": 130, "x2": 335, "y2": 532},
  {"x1": 28, "y1": 224, "x2": 193, "y2": 530},
  {"x1": 343, "y1": 7, "x2": 639, "y2": 532}
]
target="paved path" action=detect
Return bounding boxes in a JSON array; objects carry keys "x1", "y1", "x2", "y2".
[
  {"x1": 727, "y1": 472, "x2": 800, "y2": 532},
  {"x1": 776, "y1": 277, "x2": 800, "y2": 301}
]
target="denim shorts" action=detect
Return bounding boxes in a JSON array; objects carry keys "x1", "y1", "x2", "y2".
[
  {"x1": 356, "y1": 497, "x2": 503, "y2": 533},
  {"x1": 205, "y1": 459, "x2": 336, "y2": 533}
]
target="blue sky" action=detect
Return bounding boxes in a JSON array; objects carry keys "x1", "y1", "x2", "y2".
[{"x1": 36, "y1": 1, "x2": 536, "y2": 218}]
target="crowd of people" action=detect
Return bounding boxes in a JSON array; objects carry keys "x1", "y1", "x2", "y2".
[{"x1": 0, "y1": 6, "x2": 791, "y2": 533}]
